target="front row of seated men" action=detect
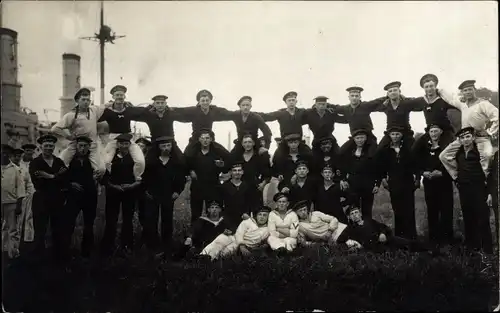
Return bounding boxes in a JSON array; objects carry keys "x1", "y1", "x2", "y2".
[{"x1": 180, "y1": 192, "x2": 438, "y2": 261}]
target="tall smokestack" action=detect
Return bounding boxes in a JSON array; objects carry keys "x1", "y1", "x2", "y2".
[
  {"x1": 59, "y1": 53, "x2": 81, "y2": 118},
  {"x1": 0, "y1": 28, "x2": 22, "y2": 112}
]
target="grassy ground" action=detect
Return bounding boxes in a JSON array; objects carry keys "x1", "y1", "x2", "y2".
[{"x1": 2, "y1": 184, "x2": 499, "y2": 312}]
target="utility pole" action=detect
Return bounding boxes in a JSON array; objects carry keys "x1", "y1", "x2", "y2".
[{"x1": 80, "y1": 0, "x2": 125, "y2": 105}]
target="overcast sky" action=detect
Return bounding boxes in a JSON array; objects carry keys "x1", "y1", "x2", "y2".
[{"x1": 3, "y1": 1, "x2": 498, "y2": 152}]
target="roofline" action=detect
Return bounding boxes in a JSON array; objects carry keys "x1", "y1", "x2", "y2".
[
  {"x1": 0, "y1": 28, "x2": 18, "y2": 39},
  {"x1": 62, "y1": 53, "x2": 81, "y2": 61}
]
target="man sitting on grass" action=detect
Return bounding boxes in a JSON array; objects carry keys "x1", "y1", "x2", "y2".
[
  {"x1": 337, "y1": 204, "x2": 438, "y2": 254},
  {"x1": 267, "y1": 192, "x2": 300, "y2": 254},
  {"x1": 293, "y1": 200, "x2": 359, "y2": 248},
  {"x1": 177, "y1": 200, "x2": 230, "y2": 259},
  {"x1": 200, "y1": 206, "x2": 271, "y2": 260}
]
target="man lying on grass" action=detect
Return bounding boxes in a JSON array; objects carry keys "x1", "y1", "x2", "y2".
[
  {"x1": 294, "y1": 200, "x2": 360, "y2": 249},
  {"x1": 337, "y1": 204, "x2": 439, "y2": 254},
  {"x1": 176, "y1": 200, "x2": 230, "y2": 259},
  {"x1": 200, "y1": 206, "x2": 271, "y2": 260}
]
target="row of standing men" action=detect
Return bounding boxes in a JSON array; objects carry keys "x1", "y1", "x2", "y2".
[{"x1": 2, "y1": 75, "x2": 498, "y2": 261}]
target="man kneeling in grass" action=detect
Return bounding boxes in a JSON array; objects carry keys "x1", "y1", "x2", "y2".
[
  {"x1": 337, "y1": 204, "x2": 438, "y2": 254},
  {"x1": 200, "y1": 206, "x2": 271, "y2": 260},
  {"x1": 293, "y1": 200, "x2": 360, "y2": 249}
]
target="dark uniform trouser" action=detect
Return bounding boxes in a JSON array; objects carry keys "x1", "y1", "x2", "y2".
[
  {"x1": 349, "y1": 187, "x2": 375, "y2": 219},
  {"x1": 423, "y1": 178, "x2": 454, "y2": 244},
  {"x1": 339, "y1": 132, "x2": 378, "y2": 156},
  {"x1": 388, "y1": 178, "x2": 417, "y2": 240},
  {"x1": 411, "y1": 129, "x2": 455, "y2": 155},
  {"x1": 62, "y1": 189, "x2": 98, "y2": 258},
  {"x1": 458, "y1": 182, "x2": 493, "y2": 254},
  {"x1": 190, "y1": 186, "x2": 211, "y2": 223},
  {"x1": 32, "y1": 191, "x2": 66, "y2": 261},
  {"x1": 492, "y1": 189, "x2": 499, "y2": 239},
  {"x1": 101, "y1": 188, "x2": 136, "y2": 253},
  {"x1": 143, "y1": 196, "x2": 175, "y2": 251}
]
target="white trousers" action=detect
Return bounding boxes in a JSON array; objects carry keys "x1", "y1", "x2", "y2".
[
  {"x1": 104, "y1": 134, "x2": 145, "y2": 181},
  {"x1": 59, "y1": 141, "x2": 106, "y2": 175},
  {"x1": 439, "y1": 137, "x2": 493, "y2": 180},
  {"x1": 267, "y1": 235, "x2": 297, "y2": 251},
  {"x1": 200, "y1": 234, "x2": 239, "y2": 260}
]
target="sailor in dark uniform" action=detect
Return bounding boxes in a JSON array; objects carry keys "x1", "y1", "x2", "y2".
[
  {"x1": 314, "y1": 164, "x2": 347, "y2": 223},
  {"x1": 219, "y1": 160, "x2": 252, "y2": 234},
  {"x1": 339, "y1": 128, "x2": 379, "y2": 219},
  {"x1": 170, "y1": 89, "x2": 236, "y2": 160},
  {"x1": 454, "y1": 127, "x2": 493, "y2": 254},
  {"x1": 62, "y1": 135, "x2": 98, "y2": 259},
  {"x1": 278, "y1": 159, "x2": 318, "y2": 209},
  {"x1": 29, "y1": 134, "x2": 69, "y2": 262},
  {"x1": 231, "y1": 133, "x2": 272, "y2": 211},
  {"x1": 310, "y1": 134, "x2": 344, "y2": 183},
  {"x1": 374, "y1": 125, "x2": 419, "y2": 239},
  {"x1": 414, "y1": 123, "x2": 454, "y2": 245},
  {"x1": 186, "y1": 128, "x2": 231, "y2": 223},
  {"x1": 100, "y1": 133, "x2": 142, "y2": 256},
  {"x1": 271, "y1": 132, "x2": 313, "y2": 186},
  {"x1": 141, "y1": 136, "x2": 186, "y2": 255},
  {"x1": 257, "y1": 91, "x2": 312, "y2": 159}
]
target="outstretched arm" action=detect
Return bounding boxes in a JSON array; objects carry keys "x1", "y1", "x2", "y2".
[{"x1": 255, "y1": 110, "x2": 283, "y2": 122}]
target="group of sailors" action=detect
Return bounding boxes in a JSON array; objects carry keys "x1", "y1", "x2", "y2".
[{"x1": 1, "y1": 73, "x2": 498, "y2": 265}]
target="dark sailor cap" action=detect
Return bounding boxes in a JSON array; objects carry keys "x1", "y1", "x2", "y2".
[
  {"x1": 456, "y1": 126, "x2": 475, "y2": 137},
  {"x1": 295, "y1": 159, "x2": 309, "y2": 169},
  {"x1": 196, "y1": 89, "x2": 213, "y2": 101},
  {"x1": 37, "y1": 134, "x2": 58, "y2": 145},
  {"x1": 75, "y1": 135, "x2": 93, "y2": 144},
  {"x1": 12, "y1": 148, "x2": 24, "y2": 155},
  {"x1": 152, "y1": 95, "x2": 168, "y2": 101},
  {"x1": 346, "y1": 86, "x2": 364, "y2": 93},
  {"x1": 21, "y1": 143, "x2": 37, "y2": 150},
  {"x1": 383, "y1": 81, "x2": 402, "y2": 91},
  {"x1": 74, "y1": 87, "x2": 91, "y2": 102},
  {"x1": 351, "y1": 128, "x2": 369, "y2": 137},
  {"x1": 458, "y1": 80, "x2": 476, "y2": 90},
  {"x1": 273, "y1": 192, "x2": 288, "y2": 202},
  {"x1": 283, "y1": 133, "x2": 301, "y2": 141},
  {"x1": 283, "y1": 91, "x2": 298, "y2": 102},
  {"x1": 274, "y1": 137, "x2": 282, "y2": 142},
  {"x1": 420, "y1": 74, "x2": 439, "y2": 88},
  {"x1": 386, "y1": 125, "x2": 406, "y2": 134},
  {"x1": 110, "y1": 85, "x2": 127, "y2": 95},
  {"x1": 207, "y1": 199, "x2": 223, "y2": 209},
  {"x1": 155, "y1": 136, "x2": 175, "y2": 144},
  {"x1": 115, "y1": 133, "x2": 133, "y2": 142},
  {"x1": 291, "y1": 200, "x2": 309, "y2": 212},
  {"x1": 255, "y1": 206, "x2": 272, "y2": 214},
  {"x1": 230, "y1": 160, "x2": 244, "y2": 169},
  {"x1": 237, "y1": 96, "x2": 252, "y2": 106},
  {"x1": 314, "y1": 96, "x2": 329, "y2": 102},
  {"x1": 135, "y1": 137, "x2": 152, "y2": 146},
  {"x1": 424, "y1": 123, "x2": 444, "y2": 133}
]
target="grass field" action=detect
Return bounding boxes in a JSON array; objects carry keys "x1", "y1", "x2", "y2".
[{"x1": 2, "y1": 184, "x2": 499, "y2": 312}]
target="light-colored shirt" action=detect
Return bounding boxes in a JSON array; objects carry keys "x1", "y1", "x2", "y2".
[
  {"x1": 1, "y1": 162, "x2": 26, "y2": 204},
  {"x1": 51, "y1": 105, "x2": 106, "y2": 140},
  {"x1": 19, "y1": 163, "x2": 35, "y2": 196},
  {"x1": 268, "y1": 210, "x2": 299, "y2": 239},
  {"x1": 438, "y1": 89, "x2": 499, "y2": 137},
  {"x1": 234, "y1": 218, "x2": 270, "y2": 248},
  {"x1": 299, "y1": 211, "x2": 347, "y2": 242}
]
